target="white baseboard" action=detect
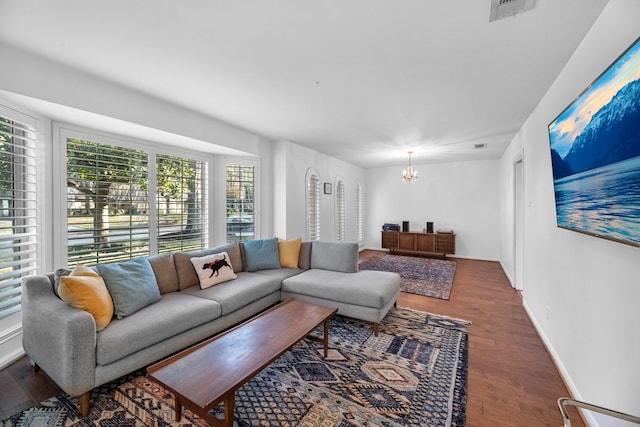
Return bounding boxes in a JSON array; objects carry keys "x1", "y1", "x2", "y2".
[
  {"x1": 0, "y1": 347, "x2": 25, "y2": 370},
  {"x1": 522, "y1": 301, "x2": 601, "y2": 427},
  {"x1": 0, "y1": 324, "x2": 25, "y2": 370}
]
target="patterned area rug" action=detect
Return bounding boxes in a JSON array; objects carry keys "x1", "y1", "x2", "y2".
[
  {"x1": 2, "y1": 308, "x2": 469, "y2": 427},
  {"x1": 359, "y1": 254, "x2": 457, "y2": 300}
]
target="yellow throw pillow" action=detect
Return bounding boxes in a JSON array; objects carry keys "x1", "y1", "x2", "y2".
[
  {"x1": 278, "y1": 237, "x2": 302, "y2": 269},
  {"x1": 58, "y1": 264, "x2": 114, "y2": 332}
]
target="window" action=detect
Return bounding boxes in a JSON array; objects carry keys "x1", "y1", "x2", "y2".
[
  {"x1": 66, "y1": 138, "x2": 149, "y2": 264},
  {"x1": 157, "y1": 155, "x2": 206, "y2": 253},
  {"x1": 307, "y1": 173, "x2": 320, "y2": 241},
  {"x1": 64, "y1": 132, "x2": 208, "y2": 266},
  {"x1": 356, "y1": 184, "x2": 364, "y2": 245},
  {"x1": 0, "y1": 110, "x2": 38, "y2": 319},
  {"x1": 226, "y1": 164, "x2": 254, "y2": 242},
  {"x1": 335, "y1": 180, "x2": 345, "y2": 242}
]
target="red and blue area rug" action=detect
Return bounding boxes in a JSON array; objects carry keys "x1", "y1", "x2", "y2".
[
  {"x1": 359, "y1": 254, "x2": 457, "y2": 300},
  {"x1": 3, "y1": 308, "x2": 469, "y2": 427}
]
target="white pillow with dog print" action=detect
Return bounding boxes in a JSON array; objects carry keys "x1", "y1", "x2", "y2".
[{"x1": 190, "y1": 252, "x2": 237, "y2": 289}]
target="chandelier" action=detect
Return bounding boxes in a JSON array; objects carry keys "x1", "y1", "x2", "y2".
[{"x1": 402, "y1": 151, "x2": 418, "y2": 183}]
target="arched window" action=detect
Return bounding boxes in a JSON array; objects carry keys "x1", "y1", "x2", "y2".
[
  {"x1": 306, "y1": 171, "x2": 320, "y2": 241},
  {"x1": 335, "y1": 180, "x2": 345, "y2": 242},
  {"x1": 356, "y1": 184, "x2": 364, "y2": 245}
]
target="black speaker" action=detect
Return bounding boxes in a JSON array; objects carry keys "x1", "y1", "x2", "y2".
[
  {"x1": 426, "y1": 222, "x2": 434, "y2": 234},
  {"x1": 402, "y1": 221, "x2": 409, "y2": 232}
]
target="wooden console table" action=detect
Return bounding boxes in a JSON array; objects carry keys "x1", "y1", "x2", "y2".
[{"x1": 381, "y1": 231, "x2": 456, "y2": 257}]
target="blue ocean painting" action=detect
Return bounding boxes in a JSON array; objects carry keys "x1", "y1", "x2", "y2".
[
  {"x1": 554, "y1": 156, "x2": 640, "y2": 244},
  {"x1": 548, "y1": 38, "x2": 640, "y2": 246}
]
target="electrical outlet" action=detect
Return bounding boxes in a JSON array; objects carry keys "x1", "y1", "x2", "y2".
[{"x1": 546, "y1": 306, "x2": 551, "y2": 320}]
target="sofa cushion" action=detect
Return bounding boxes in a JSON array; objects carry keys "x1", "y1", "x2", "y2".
[
  {"x1": 298, "y1": 241, "x2": 312, "y2": 270},
  {"x1": 148, "y1": 253, "x2": 179, "y2": 294},
  {"x1": 310, "y1": 241, "x2": 358, "y2": 273},
  {"x1": 58, "y1": 264, "x2": 114, "y2": 332},
  {"x1": 174, "y1": 243, "x2": 243, "y2": 290},
  {"x1": 244, "y1": 238, "x2": 280, "y2": 272},
  {"x1": 190, "y1": 252, "x2": 237, "y2": 289},
  {"x1": 251, "y1": 268, "x2": 303, "y2": 281},
  {"x1": 96, "y1": 292, "x2": 222, "y2": 365},
  {"x1": 282, "y1": 269, "x2": 400, "y2": 309},
  {"x1": 96, "y1": 258, "x2": 162, "y2": 319},
  {"x1": 181, "y1": 272, "x2": 281, "y2": 315},
  {"x1": 278, "y1": 237, "x2": 302, "y2": 268}
]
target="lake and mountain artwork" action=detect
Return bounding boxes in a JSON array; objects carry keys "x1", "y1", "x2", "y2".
[{"x1": 548, "y1": 38, "x2": 640, "y2": 246}]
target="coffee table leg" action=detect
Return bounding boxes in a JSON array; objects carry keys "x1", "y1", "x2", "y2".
[
  {"x1": 175, "y1": 396, "x2": 182, "y2": 421},
  {"x1": 224, "y1": 395, "x2": 235, "y2": 427},
  {"x1": 323, "y1": 319, "x2": 329, "y2": 357}
]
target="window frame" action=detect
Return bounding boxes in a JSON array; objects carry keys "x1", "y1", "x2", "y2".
[
  {"x1": 224, "y1": 160, "x2": 258, "y2": 243},
  {"x1": 53, "y1": 123, "x2": 212, "y2": 267}
]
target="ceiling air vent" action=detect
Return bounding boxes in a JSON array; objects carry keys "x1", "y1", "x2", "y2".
[
  {"x1": 489, "y1": 0, "x2": 535, "y2": 22},
  {"x1": 474, "y1": 143, "x2": 487, "y2": 149}
]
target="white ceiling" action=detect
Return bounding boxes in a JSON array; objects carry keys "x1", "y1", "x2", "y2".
[{"x1": 0, "y1": 0, "x2": 609, "y2": 168}]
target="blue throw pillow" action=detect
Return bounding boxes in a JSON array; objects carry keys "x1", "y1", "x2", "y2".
[
  {"x1": 96, "y1": 257, "x2": 161, "y2": 319},
  {"x1": 244, "y1": 238, "x2": 281, "y2": 272}
]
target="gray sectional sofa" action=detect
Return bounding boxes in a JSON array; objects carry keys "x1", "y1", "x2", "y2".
[{"x1": 21, "y1": 240, "x2": 400, "y2": 416}]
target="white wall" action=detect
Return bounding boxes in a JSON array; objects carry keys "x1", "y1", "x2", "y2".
[
  {"x1": 499, "y1": 0, "x2": 640, "y2": 424},
  {"x1": 366, "y1": 160, "x2": 501, "y2": 260},
  {"x1": 272, "y1": 140, "x2": 365, "y2": 242},
  {"x1": 0, "y1": 41, "x2": 264, "y2": 157}
]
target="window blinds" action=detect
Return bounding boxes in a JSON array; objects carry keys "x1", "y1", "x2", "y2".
[
  {"x1": 66, "y1": 138, "x2": 150, "y2": 265},
  {"x1": 157, "y1": 154, "x2": 206, "y2": 253},
  {"x1": 0, "y1": 112, "x2": 38, "y2": 319},
  {"x1": 67, "y1": 138, "x2": 209, "y2": 264},
  {"x1": 226, "y1": 164, "x2": 255, "y2": 242},
  {"x1": 356, "y1": 185, "x2": 364, "y2": 244},
  {"x1": 308, "y1": 174, "x2": 320, "y2": 241},
  {"x1": 335, "y1": 181, "x2": 345, "y2": 242}
]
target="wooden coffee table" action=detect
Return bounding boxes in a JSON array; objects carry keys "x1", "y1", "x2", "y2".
[{"x1": 147, "y1": 298, "x2": 337, "y2": 427}]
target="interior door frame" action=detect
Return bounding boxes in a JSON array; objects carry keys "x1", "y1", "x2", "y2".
[{"x1": 513, "y1": 156, "x2": 524, "y2": 292}]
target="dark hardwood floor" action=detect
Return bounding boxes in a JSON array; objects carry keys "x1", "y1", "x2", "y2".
[{"x1": 0, "y1": 252, "x2": 584, "y2": 426}]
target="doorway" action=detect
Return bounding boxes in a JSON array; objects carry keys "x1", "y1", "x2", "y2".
[{"x1": 513, "y1": 158, "x2": 524, "y2": 291}]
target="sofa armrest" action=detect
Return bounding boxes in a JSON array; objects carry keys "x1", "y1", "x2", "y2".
[{"x1": 21, "y1": 275, "x2": 97, "y2": 396}]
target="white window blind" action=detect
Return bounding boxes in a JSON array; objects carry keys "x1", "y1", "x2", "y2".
[
  {"x1": 66, "y1": 138, "x2": 209, "y2": 265},
  {"x1": 66, "y1": 138, "x2": 150, "y2": 265},
  {"x1": 0, "y1": 112, "x2": 38, "y2": 319},
  {"x1": 307, "y1": 174, "x2": 320, "y2": 241},
  {"x1": 356, "y1": 184, "x2": 364, "y2": 244},
  {"x1": 335, "y1": 180, "x2": 345, "y2": 242},
  {"x1": 226, "y1": 164, "x2": 255, "y2": 242},
  {"x1": 157, "y1": 154, "x2": 207, "y2": 253}
]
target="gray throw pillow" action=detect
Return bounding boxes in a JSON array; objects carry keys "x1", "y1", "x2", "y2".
[{"x1": 96, "y1": 258, "x2": 161, "y2": 319}]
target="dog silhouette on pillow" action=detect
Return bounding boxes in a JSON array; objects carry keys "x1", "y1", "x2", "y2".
[{"x1": 202, "y1": 254, "x2": 232, "y2": 278}]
